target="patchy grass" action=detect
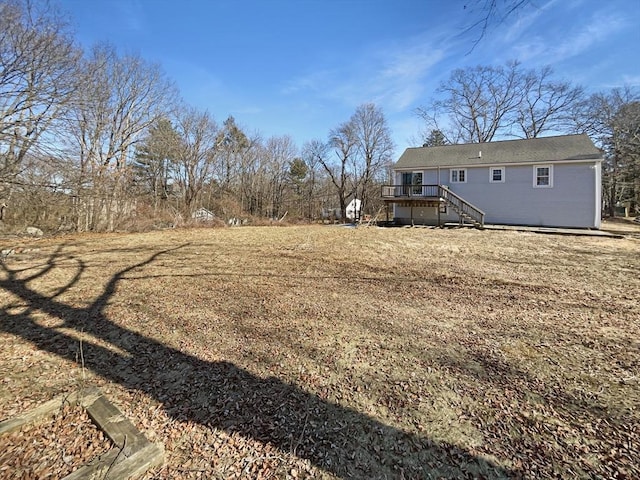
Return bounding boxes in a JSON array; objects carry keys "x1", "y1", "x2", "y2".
[{"x1": 0, "y1": 225, "x2": 638, "y2": 479}]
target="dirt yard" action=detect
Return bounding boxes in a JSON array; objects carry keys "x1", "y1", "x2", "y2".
[{"x1": 1, "y1": 225, "x2": 638, "y2": 479}]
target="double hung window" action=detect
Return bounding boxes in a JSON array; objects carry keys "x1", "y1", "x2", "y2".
[
  {"x1": 450, "y1": 169, "x2": 467, "y2": 183},
  {"x1": 534, "y1": 165, "x2": 553, "y2": 188},
  {"x1": 489, "y1": 167, "x2": 505, "y2": 183}
]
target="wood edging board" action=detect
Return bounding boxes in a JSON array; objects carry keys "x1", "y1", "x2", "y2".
[{"x1": 0, "y1": 386, "x2": 163, "y2": 479}]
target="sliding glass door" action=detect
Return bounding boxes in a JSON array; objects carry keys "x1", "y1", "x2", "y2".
[{"x1": 401, "y1": 172, "x2": 423, "y2": 195}]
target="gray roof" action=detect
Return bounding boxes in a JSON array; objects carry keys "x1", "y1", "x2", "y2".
[{"x1": 395, "y1": 134, "x2": 602, "y2": 169}]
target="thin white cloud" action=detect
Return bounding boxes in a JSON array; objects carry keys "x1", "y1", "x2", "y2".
[
  {"x1": 376, "y1": 43, "x2": 446, "y2": 108},
  {"x1": 281, "y1": 70, "x2": 333, "y2": 96},
  {"x1": 552, "y1": 12, "x2": 625, "y2": 60},
  {"x1": 507, "y1": 7, "x2": 628, "y2": 65},
  {"x1": 501, "y1": 0, "x2": 558, "y2": 43},
  {"x1": 282, "y1": 30, "x2": 453, "y2": 114}
]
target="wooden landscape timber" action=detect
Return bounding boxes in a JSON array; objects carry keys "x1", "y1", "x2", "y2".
[{"x1": 0, "y1": 387, "x2": 163, "y2": 480}]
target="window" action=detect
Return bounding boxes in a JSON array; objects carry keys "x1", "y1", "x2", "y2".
[
  {"x1": 534, "y1": 165, "x2": 553, "y2": 188},
  {"x1": 450, "y1": 168, "x2": 466, "y2": 183},
  {"x1": 489, "y1": 167, "x2": 505, "y2": 183}
]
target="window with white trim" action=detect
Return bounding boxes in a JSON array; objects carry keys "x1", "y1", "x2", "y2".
[
  {"x1": 533, "y1": 165, "x2": 553, "y2": 188},
  {"x1": 489, "y1": 167, "x2": 505, "y2": 183},
  {"x1": 450, "y1": 168, "x2": 466, "y2": 183}
]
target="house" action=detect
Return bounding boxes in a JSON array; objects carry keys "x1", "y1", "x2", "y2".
[
  {"x1": 382, "y1": 134, "x2": 603, "y2": 229},
  {"x1": 192, "y1": 207, "x2": 215, "y2": 222},
  {"x1": 346, "y1": 198, "x2": 362, "y2": 222}
]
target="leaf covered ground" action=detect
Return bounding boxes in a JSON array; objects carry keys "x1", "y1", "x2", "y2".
[{"x1": 0, "y1": 225, "x2": 638, "y2": 479}]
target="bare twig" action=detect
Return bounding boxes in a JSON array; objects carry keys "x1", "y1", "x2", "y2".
[{"x1": 80, "y1": 330, "x2": 86, "y2": 384}]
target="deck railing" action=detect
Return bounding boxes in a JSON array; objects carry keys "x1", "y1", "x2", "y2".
[
  {"x1": 381, "y1": 184, "x2": 485, "y2": 227},
  {"x1": 381, "y1": 184, "x2": 440, "y2": 198}
]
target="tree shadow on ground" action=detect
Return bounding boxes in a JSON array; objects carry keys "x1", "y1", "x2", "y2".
[
  {"x1": 433, "y1": 334, "x2": 636, "y2": 478},
  {"x1": 0, "y1": 246, "x2": 512, "y2": 479}
]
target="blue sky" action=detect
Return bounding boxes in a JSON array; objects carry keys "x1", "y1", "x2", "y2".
[{"x1": 59, "y1": 0, "x2": 640, "y2": 157}]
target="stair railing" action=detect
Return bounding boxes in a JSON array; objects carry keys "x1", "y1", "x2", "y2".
[{"x1": 438, "y1": 186, "x2": 485, "y2": 227}]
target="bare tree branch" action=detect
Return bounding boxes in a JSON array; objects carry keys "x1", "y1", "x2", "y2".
[{"x1": 462, "y1": 0, "x2": 532, "y2": 50}]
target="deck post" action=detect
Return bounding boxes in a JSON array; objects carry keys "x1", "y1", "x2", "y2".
[{"x1": 437, "y1": 172, "x2": 442, "y2": 228}]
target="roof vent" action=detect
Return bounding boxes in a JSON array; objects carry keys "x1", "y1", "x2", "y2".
[{"x1": 478, "y1": 150, "x2": 482, "y2": 158}]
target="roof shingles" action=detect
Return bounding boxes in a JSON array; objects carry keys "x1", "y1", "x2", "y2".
[{"x1": 395, "y1": 134, "x2": 602, "y2": 169}]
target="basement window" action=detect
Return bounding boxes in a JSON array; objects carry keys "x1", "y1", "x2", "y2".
[
  {"x1": 489, "y1": 167, "x2": 505, "y2": 183},
  {"x1": 534, "y1": 165, "x2": 553, "y2": 188},
  {"x1": 450, "y1": 168, "x2": 467, "y2": 183}
]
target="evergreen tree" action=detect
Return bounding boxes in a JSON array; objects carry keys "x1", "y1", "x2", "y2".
[{"x1": 133, "y1": 118, "x2": 181, "y2": 207}]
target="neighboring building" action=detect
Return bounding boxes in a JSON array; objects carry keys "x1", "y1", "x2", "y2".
[
  {"x1": 346, "y1": 198, "x2": 362, "y2": 221},
  {"x1": 192, "y1": 207, "x2": 215, "y2": 222},
  {"x1": 382, "y1": 134, "x2": 603, "y2": 229}
]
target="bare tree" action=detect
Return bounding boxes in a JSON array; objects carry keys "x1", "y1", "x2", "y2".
[
  {"x1": 69, "y1": 44, "x2": 175, "y2": 172},
  {"x1": 417, "y1": 62, "x2": 522, "y2": 143},
  {"x1": 301, "y1": 139, "x2": 328, "y2": 220},
  {"x1": 321, "y1": 122, "x2": 358, "y2": 221},
  {"x1": 214, "y1": 115, "x2": 250, "y2": 193},
  {"x1": 65, "y1": 44, "x2": 175, "y2": 230},
  {"x1": 172, "y1": 106, "x2": 220, "y2": 216},
  {"x1": 261, "y1": 135, "x2": 297, "y2": 219},
  {"x1": 0, "y1": 0, "x2": 80, "y2": 187},
  {"x1": 515, "y1": 66, "x2": 584, "y2": 138},
  {"x1": 236, "y1": 132, "x2": 263, "y2": 216},
  {"x1": 350, "y1": 103, "x2": 394, "y2": 220},
  {"x1": 417, "y1": 62, "x2": 584, "y2": 144},
  {"x1": 463, "y1": 0, "x2": 531, "y2": 48},
  {"x1": 574, "y1": 87, "x2": 640, "y2": 216}
]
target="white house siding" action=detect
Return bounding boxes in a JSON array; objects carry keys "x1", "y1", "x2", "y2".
[
  {"x1": 445, "y1": 162, "x2": 600, "y2": 228},
  {"x1": 393, "y1": 161, "x2": 601, "y2": 228}
]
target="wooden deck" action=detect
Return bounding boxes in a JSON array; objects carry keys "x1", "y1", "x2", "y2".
[{"x1": 381, "y1": 184, "x2": 485, "y2": 228}]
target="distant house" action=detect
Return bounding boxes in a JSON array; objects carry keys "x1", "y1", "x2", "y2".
[
  {"x1": 346, "y1": 199, "x2": 362, "y2": 222},
  {"x1": 382, "y1": 134, "x2": 603, "y2": 229},
  {"x1": 192, "y1": 207, "x2": 215, "y2": 222}
]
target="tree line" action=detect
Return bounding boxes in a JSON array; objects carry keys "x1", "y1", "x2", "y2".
[
  {"x1": 1, "y1": 0, "x2": 638, "y2": 232},
  {"x1": 0, "y1": 0, "x2": 394, "y2": 232}
]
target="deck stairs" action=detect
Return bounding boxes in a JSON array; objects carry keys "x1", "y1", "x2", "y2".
[{"x1": 438, "y1": 185, "x2": 485, "y2": 228}]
